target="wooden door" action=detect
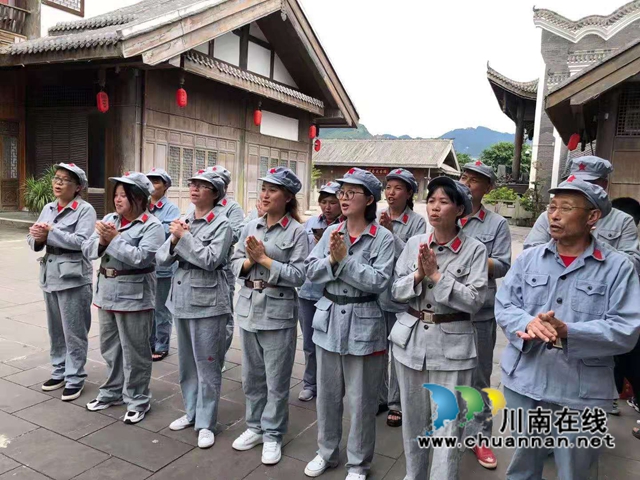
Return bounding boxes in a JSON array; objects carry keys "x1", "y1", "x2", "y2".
[
  {"x1": 0, "y1": 120, "x2": 19, "y2": 210},
  {"x1": 611, "y1": 149, "x2": 640, "y2": 201}
]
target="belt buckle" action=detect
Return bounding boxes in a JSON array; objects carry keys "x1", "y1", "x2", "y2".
[
  {"x1": 420, "y1": 312, "x2": 435, "y2": 324},
  {"x1": 252, "y1": 280, "x2": 264, "y2": 291},
  {"x1": 104, "y1": 268, "x2": 117, "y2": 278},
  {"x1": 550, "y1": 337, "x2": 563, "y2": 350}
]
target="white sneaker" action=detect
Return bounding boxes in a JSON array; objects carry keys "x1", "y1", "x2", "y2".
[
  {"x1": 170, "y1": 415, "x2": 195, "y2": 431},
  {"x1": 198, "y1": 429, "x2": 215, "y2": 449},
  {"x1": 123, "y1": 404, "x2": 151, "y2": 424},
  {"x1": 298, "y1": 389, "x2": 316, "y2": 402},
  {"x1": 232, "y1": 429, "x2": 263, "y2": 451},
  {"x1": 304, "y1": 455, "x2": 330, "y2": 477},
  {"x1": 345, "y1": 474, "x2": 366, "y2": 480},
  {"x1": 261, "y1": 441, "x2": 281, "y2": 465}
]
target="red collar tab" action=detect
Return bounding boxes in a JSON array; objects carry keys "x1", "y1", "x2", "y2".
[
  {"x1": 567, "y1": 175, "x2": 576, "y2": 182},
  {"x1": 368, "y1": 224, "x2": 378, "y2": 236},
  {"x1": 578, "y1": 163, "x2": 586, "y2": 171},
  {"x1": 206, "y1": 211, "x2": 215, "y2": 223},
  {"x1": 70, "y1": 200, "x2": 79, "y2": 210},
  {"x1": 478, "y1": 208, "x2": 486, "y2": 221},
  {"x1": 280, "y1": 216, "x2": 290, "y2": 228},
  {"x1": 450, "y1": 236, "x2": 463, "y2": 253},
  {"x1": 402, "y1": 213, "x2": 409, "y2": 224},
  {"x1": 460, "y1": 217, "x2": 468, "y2": 227},
  {"x1": 141, "y1": 214, "x2": 149, "y2": 223},
  {"x1": 475, "y1": 160, "x2": 483, "y2": 166},
  {"x1": 428, "y1": 233, "x2": 434, "y2": 245},
  {"x1": 593, "y1": 248, "x2": 604, "y2": 261},
  {"x1": 222, "y1": 198, "x2": 228, "y2": 207},
  {"x1": 156, "y1": 201, "x2": 164, "y2": 208}
]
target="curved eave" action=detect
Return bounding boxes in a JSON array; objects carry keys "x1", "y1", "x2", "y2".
[{"x1": 487, "y1": 66, "x2": 537, "y2": 101}]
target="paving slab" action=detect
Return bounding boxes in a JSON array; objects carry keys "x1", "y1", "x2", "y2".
[
  {"x1": 0, "y1": 410, "x2": 39, "y2": 443},
  {"x1": 0, "y1": 455, "x2": 19, "y2": 476},
  {"x1": 15, "y1": 398, "x2": 116, "y2": 440},
  {"x1": 4, "y1": 367, "x2": 51, "y2": 388},
  {"x1": 3, "y1": 429, "x2": 109, "y2": 480},
  {"x1": 0, "y1": 364, "x2": 21, "y2": 378},
  {"x1": 80, "y1": 422, "x2": 193, "y2": 472},
  {"x1": 0, "y1": 466, "x2": 49, "y2": 480},
  {"x1": 0, "y1": 340, "x2": 41, "y2": 365},
  {"x1": 0, "y1": 379, "x2": 50, "y2": 414},
  {"x1": 72, "y1": 457, "x2": 152, "y2": 480}
]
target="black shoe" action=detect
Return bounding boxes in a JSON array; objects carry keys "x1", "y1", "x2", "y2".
[
  {"x1": 42, "y1": 378, "x2": 65, "y2": 392},
  {"x1": 377, "y1": 403, "x2": 389, "y2": 416},
  {"x1": 86, "y1": 398, "x2": 124, "y2": 411},
  {"x1": 61, "y1": 385, "x2": 84, "y2": 402}
]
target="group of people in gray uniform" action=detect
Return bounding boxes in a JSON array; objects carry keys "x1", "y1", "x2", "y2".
[{"x1": 27, "y1": 154, "x2": 640, "y2": 480}]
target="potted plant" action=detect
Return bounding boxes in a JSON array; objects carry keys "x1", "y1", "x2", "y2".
[{"x1": 22, "y1": 166, "x2": 56, "y2": 214}]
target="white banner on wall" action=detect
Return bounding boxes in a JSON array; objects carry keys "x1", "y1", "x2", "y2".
[{"x1": 260, "y1": 111, "x2": 299, "y2": 142}]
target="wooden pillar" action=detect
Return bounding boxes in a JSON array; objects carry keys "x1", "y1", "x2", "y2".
[
  {"x1": 513, "y1": 99, "x2": 525, "y2": 182},
  {"x1": 23, "y1": 0, "x2": 41, "y2": 39}
]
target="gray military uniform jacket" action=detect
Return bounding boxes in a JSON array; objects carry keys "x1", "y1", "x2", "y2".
[
  {"x1": 305, "y1": 221, "x2": 395, "y2": 356},
  {"x1": 524, "y1": 209, "x2": 640, "y2": 273},
  {"x1": 28, "y1": 197, "x2": 97, "y2": 293},
  {"x1": 156, "y1": 209, "x2": 233, "y2": 319},
  {"x1": 82, "y1": 211, "x2": 165, "y2": 311},
  {"x1": 231, "y1": 214, "x2": 308, "y2": 331},
  {"x1": 459, "y1": 205, "x2": 511, "y2": 321},
  {"x1": 390, "y1": 231, "x2": 488, "y2": 371},
  {"x1": 377, "y1": 207, "x2": 427, "y2": 313}
]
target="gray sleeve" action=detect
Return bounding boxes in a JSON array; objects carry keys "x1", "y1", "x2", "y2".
[
  {"x1": 615, "y1": 216, "x2": 640, "y2": 274},
  {"x1": 267, "y1": 226, "x2": 309, "y2": 287},
  {"x1": 491, "y1": 219, "x2": 512, "y2": 279},
  {"x1": 391, "y1": 237, "x2": 422, "y2": 302},
  {"x1": 47, "y1": 205, "x2": 97, "y2": 250},
  {"x1": 304, "y1": 228, "x2": 334, "y2": 283},
  {"x1": 105, "y1": 222, "x2": 165, "y2": 267},
  {"x1": 156, "y1": 236, "x2": 177, "y2": 266},
  {"x1": 230, "y1": 223, "x2": 250, "y2": 279},
  {"x1": 226, "y1": 203, "x2": 246, "y2": 245},
  {"x1": 161, "y1": 204, "x2": 181, "y2": 238},
  {"x1": 523, "y1": 212, "x2": 550, "y2": 250},
  {"x1": 26, "y1": 208, "x2": 47, "y2": 252},
  {"x1": 173, "y1": 222, "x2": 233, "y2": 271}
]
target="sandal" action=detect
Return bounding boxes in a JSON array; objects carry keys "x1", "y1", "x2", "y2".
[
  {"x1": 633, "y1": 427, "x2": 640, "y2": 440},
  {"x1": 387, "y1": 410, "x2": 402, "y2": 427},
  {"x1": 152, "y1": 351, "x2": 169, "y2": 362}
]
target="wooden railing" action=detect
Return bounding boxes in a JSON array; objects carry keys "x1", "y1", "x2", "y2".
[{"x1": 0, "y1": 3, "x2": 29, "y2": 37}]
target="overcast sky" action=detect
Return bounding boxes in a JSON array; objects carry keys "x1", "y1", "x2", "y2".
[{"x1": 300, "y1": 0, "x2": 623, "y2": 137}]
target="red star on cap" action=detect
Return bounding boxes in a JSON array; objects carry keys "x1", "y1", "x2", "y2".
[
  {"x1": 124, "y1": 172, "x2": 130, "y2": 176},
  {"x1": 213, "y1": 166, "x2": 218, "y2": 171},
  {"x1": 197, "y1": 169, "x2": 205, "y2": 174},
  {"x1": 578, "y1": 163, "x2": 586, "y2": 171},
  {"x1": 567, "y1": 175, "x2": 576, "y2": 182},
  {"x1": 68, "y1": 163, "x2": 75, "y2": 167},
  {"x1": 396, "y1": 169, "x2": 403, "y2": 174},
  {"x1": 348, "y1": 168, "x2": 356, "y2": 174},
  {"x1": 269, "y1": 168, "x2": 277, "y2": 174},
  {"x1": 475, "y1": 161, "x2": 483, "y2": 166},
  {"x1": 151, "y1": 168, "x2": 156, "y2": 171}
]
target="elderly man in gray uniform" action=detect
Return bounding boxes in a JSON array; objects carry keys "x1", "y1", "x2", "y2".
[
  {"x1": 459, "y1": 160, "x2": 511, "y2": 469},
  {"x1": 28, "y1": 163, "x2": 97, "y2": 401},
  {"x1": 377, "y1": 168, "x2": 427, "y2": 427},
  {"x1": 524, "y1": 156, "x2": 640, "y2": 272},
  {"x1": 497, "y1": 177, "x2": 640, "y2": 480}
]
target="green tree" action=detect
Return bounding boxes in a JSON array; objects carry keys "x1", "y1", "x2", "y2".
[
  {"x1": 456, "y1": 152, "x2": 473, "y2": 164},
  {"x1": 479, "y1": 141, "x2": 531, "y2": 179}
]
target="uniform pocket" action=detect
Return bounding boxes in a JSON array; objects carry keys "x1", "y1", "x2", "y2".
[
  {"x1": 571, "y1": 280, "x2": 606, "y2": 316},
  {"x1": 523, "y1": 274, "x2": 549, "y2": 306},
  {"x1": 389, "y1": 312, "x2": 418, "y2": 349},
  {"x1": 596, "y1": 229, "x2": 622, "y2": 247},
  {"x1": 440, "y1": 321, "x2": 477, "y2": 360},
  {"x1": 501, "y1": 345, "x2": 522, "y2": 376},
  {"x1": 446, "y1": 263, "x2": 470, "y2": 279},
  {"x1": 312, "y1": 297, "x2": 332, "y2": 333},
  {"x1": 58, "y1": 259, "x2": 83, "y2": 279},
  {"x1": 578, "y1": 357, "x2": 616, "y2": 400},
  {"x1": 352, "y1": 305, "x2": 384, "y2": 342},
  {"x1": 235, "y1": 287, "x2": 252, "y2": 317},
  {"x1": 265, "y1": 288, "x2": 296, "y2": 319},
  {"x1": 189, "y1": 271, "x2": 218, "y2": 307},
  {"x1": 116, "y1": 275, "x2": 144, "y2": 300}
]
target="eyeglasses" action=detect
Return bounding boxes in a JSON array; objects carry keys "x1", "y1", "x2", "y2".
[
  {"x1": 337, "y1": 190, "x2": 367, "y2": 200},
  {"x1": 547, "y1": 205, "x2": 594, "y2": 215},
  {"x1": 187, "y1": 182, "x2": 214, "y2": 191},
  {"x1": 52, "y1": 176, "x2": 76, "y2": 186}
]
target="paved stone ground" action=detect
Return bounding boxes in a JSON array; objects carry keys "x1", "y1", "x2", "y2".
[{"x1": 0, "y1": 222, "x2": 639, "y2": 480}]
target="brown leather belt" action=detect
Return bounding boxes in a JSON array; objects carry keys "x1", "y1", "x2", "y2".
[
  {"x1": 178, "y1": 261, "x2": 223, "y2": 271},
  {"x1": 324, "y1": 290, "x2": 377, "y2": 305},
  {"x1": 46, "y1": 246, "x2": 81, "y2": 255},
  {"x1": 99, "y1": 266, "x2": 155, "y2": 278},
  {"x1": 244, "y1": 279, "x2": 276, "y2": 291},
  {"x1": 407, "y1": 307, "x2": 470, "y2": 324}
]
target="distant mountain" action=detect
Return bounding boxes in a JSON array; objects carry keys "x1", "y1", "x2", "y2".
[
  {"x1": 438, "y1": 126, "x2": 515, "y2": 158},
  {"x1": 319, "y1": 124, "x2": 514, "y2": 158}
]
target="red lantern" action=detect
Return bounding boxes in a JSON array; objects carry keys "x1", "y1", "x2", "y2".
[
  {"x1": 309, "y1": 125, "x2": 317, "y2": 139},
  {"x1": 253, "y1": 109, "x2": 262, "y2": 126},
  {"x1": 314, "y1": 138, "x2": 322, "y2": 152},
  {"x1": 176, "y1": 88, "x2": 188, "y2": 108},
  {"x1": 96, "y1": 91, "x2": 109, "y2": 113},
  {"x1": 567, "y1": 133, "x2": 580, "y2": 151}
]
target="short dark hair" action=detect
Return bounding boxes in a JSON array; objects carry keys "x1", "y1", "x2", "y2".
[
  {"x1": 114, "y1": 182, "x2": 148, "y2": 215},
  {"x1": 318, "y1": 192, "x2": 337, "y2": 203},
  {"x1": 427, "y1": 182, "x2": 466, "y2": 219},
  {"x1": 612, "y1": 197, "x2": 640, "y2": 226}
]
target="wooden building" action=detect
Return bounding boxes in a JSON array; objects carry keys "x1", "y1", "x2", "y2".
[
  {"x1": 312, "y1": 139, "x2": 461, "y2": 200},
  {"x1": 0, "y1": 0, "x2": 358, "y2": 214}
]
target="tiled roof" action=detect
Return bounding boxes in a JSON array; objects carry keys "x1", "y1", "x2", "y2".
[
  {"x1": 7, "y1": 30, "x2": 121, "y2": 55},
  {"x1": 184, "y1": 50, "x2": 324, "y2": 110},
  {"x1": 487, "y1": 64, "x2": 538, "y2": 100},
  {"x1": 533, "y1": 1, "x2": 640, "y2": 42},
  {"x1": 312, "y1": 139, "x2": 460, "y2": 173}
]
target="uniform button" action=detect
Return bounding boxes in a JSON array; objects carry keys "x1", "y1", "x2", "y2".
[
  {"x1": 349, "y1": 251, "x2": 353, "y2": 255},
  {"x1": 279, "y1": 293, "x2": 284, "y2": 297},
  {"x1": 531, "y1": 278, "x2": 537, "y2": 283},
  {"x1": 341, "y1": 310, "x2": 346, "y2": 314},
  {"x1": 428, "y1": 284, "x2": 433, "y2": 289},
  {"x1": 456, "y1": 269, "x2": 461, "y2": 273},
  {"x1": 53, "y1": 219, "x2": 58, "y2": 223},
  {"x1": 177, "y1": 281, "x2": 181, "y2": 285},
  {"x1": 427, "y1": 303, "x2": 432, "y2": 309},
  {"x1": 587, "y1": 286, "x2": 592, "y2": 291},
  {"x1": 438, "y1": 247, "x2": 444, "y2": 252},
  {"x1": 259, "y1": 272, "x2": 263, "y2": 276},
  {"x1": 48, "y1": 259, "x2": 52, "y2": 263},
  {"x1": 560, "y1": 275, "x2": 566, "y2": 281},
  {"x1": 343, "y1": 289, "x2": 348, "y2": 294},
  {"x1": 423, "y1": 325, "x2": 429, "y2": 330},
  {"x1": 608, "y1": 233, "x2": 612, "y2": 237},
  {"x1": 105, "y1": 256, "x2": 110, "y2": 262},
  {"x1": 556, "y1": 297, "x2": 563, "y2": 304}
]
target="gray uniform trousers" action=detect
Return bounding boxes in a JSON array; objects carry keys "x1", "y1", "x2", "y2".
[
  {"x1": 379, "y1": 311, "x2": 401, "y2": 411},
  {"x1": 176, "y1": 315, "x2": 227, "y2": 431},
  {"x1": 241, "y1": 327, "x2": 297, "y2": 443},
  {"x1": 97, "y1": 310, "x2": 153, "y2": 412},
  {"x1": 224, "y1": 269, "x2": 235, "y2": 354},
  {"x1": 396, "y1": 361, "x2": 473, "y2": 480},
  {"x1": 298, "y1": 298, "x2": 317, "y2": 394},
  {"x1": 316, "y1": 346, "x2": 385, "y2": 475},
  {"x1": 44, "y1": 284, "x2": 92, "y2": 388},
  {"x1": 504, "y1": 387, "x2": 601, "y2": 480},
  {"x1": 471, "y1": 318, "x2": 497, "y2": 437},
  {"x1": 151, "y1": 277, "x2": 173, "y2": 353}
]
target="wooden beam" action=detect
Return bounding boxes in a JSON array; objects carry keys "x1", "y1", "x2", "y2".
[
  {"x1": 121, "y1": 0, "x2": 267, "y2": 58},
  {"x1": 570, "y1": 56, "x2": 640, "y2": 106},
  {"x1": 183, "y1": 57, "x2": 324, "y2": 115},
  {"x1": 140, "y1": 0, "x2": 280, "y2": 66},
  {"x1": 547, "y1": 41, "x2": 640, "y2": 109},
  {"x1": 0, "y1": 47, "x2": 122, "y2": 67},
  {"x1": 513, "y1": 99, "x2": 525, "y2": 182}
]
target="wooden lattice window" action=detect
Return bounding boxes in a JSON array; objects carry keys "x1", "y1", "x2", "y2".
[
  {"x1": 195, "y1": 149, "x2": 206, "y2": 172},
  {"x1": 169, "y1": 146, "x2": 219, "y2": 187},
  {"x1": 269, "y1": 158, "x2": 278, "y2": 169},
  {"x1": 616, "y1": 84, "x2": 640, "y2": 136},
  {"x1": 42, "y1": 0, "x2": 84, "y2": 17},
  {"x1": 289, "y1": 160, "x2": 297, "y2": 175},
  {"x1": 168, "y1": 146, "x2": 181, "y2": 184},
  {"x1": 207, "y1": 151, "x2": 217, "y2": 167},
  {"x1": 259, "y1": 156, "x2": 268, "y2": 178}
]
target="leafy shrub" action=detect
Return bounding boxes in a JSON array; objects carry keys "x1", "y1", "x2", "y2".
[
  {"x1": 22, "y1": 166, "x2": 56, "y2": 213},
  {"x1": 484, "y1": 186, "x2": 518, "y2": 204}
]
